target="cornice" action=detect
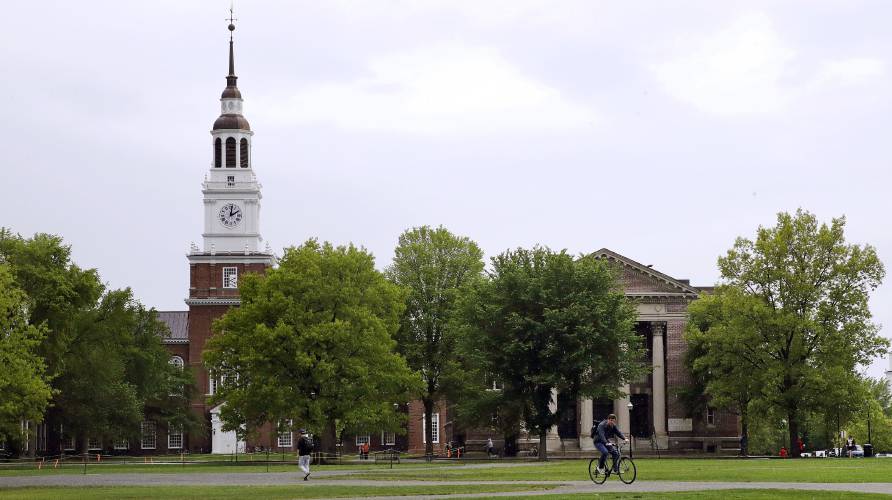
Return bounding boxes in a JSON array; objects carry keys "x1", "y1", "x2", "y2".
[{"x1": 185, "y1": 298, "x2": 242, "y2": 306}]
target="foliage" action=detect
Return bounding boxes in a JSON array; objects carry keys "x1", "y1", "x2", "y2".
[
  {"x1": 685, "y1": 286, "x2": 770, "y2": 455},
  {"x1": 385, "y1": 226, "x2": 485, "y2": 455},
  {"x1": 711, "y1": 210, "x2": 887, "y2": 456},
  {"x1": 0, "y1": 264, "x2": 53, "y2": 443},
  {"x1": 0, "y1": 230, "x2": 196, "y2": 451},
  {"x1": 462, "y1": 246, "x2": 643, "y2": 459},
  {"x1": 204, "y1": 240, "x2": 421, "y2": 451}
]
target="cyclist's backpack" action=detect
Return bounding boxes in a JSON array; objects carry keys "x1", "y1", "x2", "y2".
[{"x1": 591, "y1": 420, "x2": 601, "y2": 438}]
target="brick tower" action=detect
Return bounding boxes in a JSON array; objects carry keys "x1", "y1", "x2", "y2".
[{"x1": 185, "y1": 17, "x2": 275, "y2": 453}]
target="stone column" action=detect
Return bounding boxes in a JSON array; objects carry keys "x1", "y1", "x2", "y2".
[
  {"x1": 651, "y1": 322, "x2": 669, "y2": 449},
  {"x1": 614, "y1": 385, "x2": 631, "y2": 438},
  {"x1": 579, "y1": 398, "x2": 594, "y2": 450},
  {"x1": 546, "y1": 387, "x2": 561, "y2": 451}
]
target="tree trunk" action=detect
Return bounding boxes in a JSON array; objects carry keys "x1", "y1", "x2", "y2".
[
  {"x1": 788, "y1": 410, "x2": 800, "y2": 458},
  {"x1": 423, "y1": 398, "x2": 434, "y2": 457},
  {"x1": 318, "y1": 420, "x2": 338, "y2": 460},
  {"x1": 538, "y1": 431, "x2": 547, "y2": 461},
  {"x1": 739, "y1": 405, "x2": 749, "y2": 457}
]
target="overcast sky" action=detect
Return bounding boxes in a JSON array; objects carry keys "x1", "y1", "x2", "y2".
[{"x1": 3, "y1": 1, "x2": 890, "y2": 378}]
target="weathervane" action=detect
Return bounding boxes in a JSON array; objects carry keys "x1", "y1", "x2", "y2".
[{"x1": 226, "y1": 2, "x2": 237, "y2": 40}]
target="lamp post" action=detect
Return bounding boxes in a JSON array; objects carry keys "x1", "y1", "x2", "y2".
[
  {"x1": 627, "y1": 401, "x2": 634, "y2": 459},
  {"x1": 867, "y1": 403, "x2": 872, "y2": 448}
]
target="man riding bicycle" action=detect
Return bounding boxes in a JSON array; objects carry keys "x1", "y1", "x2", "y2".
[{"x1": 593, "y1": 414, "x2": 628, "y2": 474}]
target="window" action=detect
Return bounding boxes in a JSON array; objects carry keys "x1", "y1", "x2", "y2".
[
  {"x1": 225, "y1": 137, "x2": 236, "y2": 168},
  {"x1": 88, "y1": 438, "x2": 101, "y2": 450},
  {"x1": 278, "y1": 431, "x2": 292, "y2": 448},
  {"x1": 214, "y1": 138, "x2": 222, "y2": 168},
  {"x1": 113, "y1": 439, "x2": 129, "y2": 450},
  {"x1": 227, "y1": 175, "x2": 235, "y2": 187},
  {"x1": 381, "y1": 431, "x2": 396, "y2": 446},
  {"x1": 169, "y1": 356, "x2": 184, "y2": 370},
  {"x1": 356, "y1": 434, "x2": 370, "y2": 446},
  {"x1": 223, "y1": 267, "x2": 238, "y2": 289},
  {"x1": 37, "y1": 424, "x2": 47, "y2": 451},
  {"x1": 62, "y1": 435, "x2": 75, "y2": 451},
  {"x1": 168, "y1": 426, "x2": 183, "y2": 449},
  {"x1": 706, "y1": 407, "x2": 716, "y2": 426},
  {"x1": 422, "y1": 413, "x2": 440, "y2": 444},
  {"x1": 208, "y1": 375, "x2": 218, "y2": 395},
  {"x1": 141, "y1": 421, "x2": 156, "y2": 450},
  {"x1": 239, "y1": 138, "x2": 249, "y2": 168}
]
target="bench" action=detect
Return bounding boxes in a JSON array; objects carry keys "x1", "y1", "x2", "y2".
[{"x1": 373, "y1": 449, "x2": 400, "y2": 464}]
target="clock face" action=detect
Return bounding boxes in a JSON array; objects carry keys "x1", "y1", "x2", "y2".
[{"x1": 218, "y1": 203, "x2": 243, "y2": 228}]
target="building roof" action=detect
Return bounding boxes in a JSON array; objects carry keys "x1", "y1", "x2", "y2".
[
  {"x1": 157, "y1": 311, "x2": 188, "y2": 344},
  {"x1": 592, "y1": 248, "x2": 701, "y2": 298}
]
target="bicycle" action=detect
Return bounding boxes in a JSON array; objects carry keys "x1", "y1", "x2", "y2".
[{"x1": 588, "y1": 442, "x2": 636, "y2": 484}]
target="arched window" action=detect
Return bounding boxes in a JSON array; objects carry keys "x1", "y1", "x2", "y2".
[
  {"x1": 169, "y1": 356, "x2": 184, "y2": 370},
  {"x1": 225, "y1": 137, "x2": 236, "y2": 168},
  {"x1": 240, "y1": 138, "x2": 249, "y2": 168},
  {"x1": 214, "y1": 138, "x2": 221, "y2": 168}
]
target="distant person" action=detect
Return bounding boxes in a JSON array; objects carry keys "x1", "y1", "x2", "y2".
[
  {"x1": 779, "y1": 446, "x2": 788, "y2": 458},
  {"x1": 593, "y1": 414, "x2": 628, "y2": 474},
  {"x1": 847, "y1": 437, "x2": 856, "y2": 458},
  {"x1": 360, "y1": 441, "x2": 370, "y2": 459},
  {"x1": 297, "y1": 429, "x2": 313, "y2": 481},
  {"x1": 486, "y1": 437, "x2": 495, "y2": 457}
]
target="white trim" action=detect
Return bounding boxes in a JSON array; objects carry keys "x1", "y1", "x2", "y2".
[
  {"x1": 168, "y1": 426, "x2": 183, "y2": 449},
  {"x1": 381, "y1": 430, "x2": 396, "y2": 446},
  {"x1": 422, "y1": 413, "x2": 440, "y2": 444},
  {"x1": 87, "y1": 438, "x2": 101, "y2": 451},
  {"x1": 141, "y1": 421, "x2": 157, "y2": 450},
  {"x1": 356, "y1": 434, "x2": 370, "y2": 446}
]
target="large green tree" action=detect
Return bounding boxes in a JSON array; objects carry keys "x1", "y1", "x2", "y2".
[
  {"x1": 685, "y1": 286, "x2": 768, "y2": 456},
  {"x1": 463, "y1": 247, "x2": 643, "y2": 460},
  {"x1": 711, "y1": 210, "x2": 887, "y2": 457},
  {"x1": 204, "y1": 240, "x2": 421, "y2": 454},
  {"x1": 386, "y1": 226, "x2": 484, "y2": 456},
  {"x1": 0, "y1": 264, "x2": 53, "y2": 446},
  {"x1": 0, "y1": 230, "x2": 196, "y2": 453}
]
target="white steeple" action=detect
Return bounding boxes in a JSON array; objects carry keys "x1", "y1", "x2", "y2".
[{"x1": 200, "y1": 18, "x2": 263, "y2": 254}]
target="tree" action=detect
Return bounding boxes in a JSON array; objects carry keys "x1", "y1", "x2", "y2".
[
  {"x1": 386, "y1": 226, "x2": 485, "y2": 456},
  {"x1": 714, "y1": 210, "x2": 887, "y2": 457},
  {"x1": 204, "y1": 240, "x2": 421, "y2": 454},
  {"x1": 464, "y1": 247, "x2": 643, "y2": 460},
  {"x1": 0, "y1": 264, "x2": 53, "y2": 447},
  {"x1": 0, "y1": 230, "x2": 197, "y2": 453},
  {"x1": 685, "y1": 287, "x2": 768, "y2": 456}
]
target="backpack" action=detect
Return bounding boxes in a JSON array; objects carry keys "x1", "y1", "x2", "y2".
[{"x1": 591, "y1": 420, "x2": 601, "y2": 438}]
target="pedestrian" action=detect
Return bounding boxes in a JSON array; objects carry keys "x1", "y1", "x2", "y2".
[
  {"x1": 297, "y1": 429, "x2": 313, "y2": 481},
  {"x1": 360, "y1": 441, "x2": 370, "y2": 459},
  {"x1": 779, "y1": 446, "x2": 788, "y2": 458},
  {"x1": 486, "y1": 437, "x2": 494, "y2": 457}
]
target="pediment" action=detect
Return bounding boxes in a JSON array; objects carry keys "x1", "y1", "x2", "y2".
[{"x1": 592, "y1": 248, "x2": 699, "y2": 298}]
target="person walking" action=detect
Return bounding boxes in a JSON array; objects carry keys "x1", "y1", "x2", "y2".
[{"x1": 297, "y1": 429, "x2": 314, "y2": 481}]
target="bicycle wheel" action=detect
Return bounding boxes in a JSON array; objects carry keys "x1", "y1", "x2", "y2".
[
  {"x1": 617, "y1": 457, "x2": 637, "y2": 484},
  {"x1": 588, "y1": 458, "x2": 607, "y2": 484}
]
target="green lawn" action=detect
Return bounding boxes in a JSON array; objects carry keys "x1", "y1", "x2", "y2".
[
  {"x1": 476, "y1": 492, "x2": 892, "y2": 500},
  {"x1": 336, "y1": 458, "x2": 892, "y2": 483},
  {"x1": 0, "y1": 460, "x2": 459, "y2": 476},
  {"x1": 0, "y1": 484, "x2": 555, "y2": 499},
  {"x1": 0, "y1": 486, "x2": 889, "y2": 499}
]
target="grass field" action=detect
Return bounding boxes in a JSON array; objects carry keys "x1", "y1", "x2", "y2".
[
  {"x1": 0, "y1": 486, "x2": 889, "y2": 499},
  {"x1": 334, "y1": 457, "x2": 892, "y2": 483}
]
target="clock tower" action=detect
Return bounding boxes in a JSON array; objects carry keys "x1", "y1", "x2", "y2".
[{"x1": 185, "y1": 19, "x2": 274, "y2": 453}]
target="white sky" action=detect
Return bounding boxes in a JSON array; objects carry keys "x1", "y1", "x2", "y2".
[{"x1": 3, "y1": 1, "x2": 890, "y2": 378}]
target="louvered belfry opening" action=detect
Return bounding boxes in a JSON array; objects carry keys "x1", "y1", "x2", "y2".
[
  {"x1": 225, "y1": 137, "x2": 236, "y2": 168},
  {"x1": 240, "y1": 138, "x2": 249, "y2": 168},
  {"x1": 214, "y1": 138, "x2": 222, "y2": 168}
]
